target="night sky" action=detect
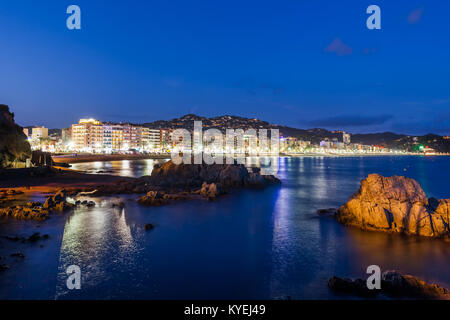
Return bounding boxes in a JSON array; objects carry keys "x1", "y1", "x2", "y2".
[{"x1": 0, "y1": 0, "x2": 449, "y2": 135}]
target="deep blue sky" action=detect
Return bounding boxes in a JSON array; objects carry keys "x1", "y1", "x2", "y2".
[{"x1": 0, "y1": 0, "x2": 449, "y2": 135}]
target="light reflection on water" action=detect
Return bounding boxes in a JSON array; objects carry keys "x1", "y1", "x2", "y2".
[
  {"x1": 71, "y1": 159, "x2": 168, "y2": 177},
  {"x1": 0, "y1": 156, "x2": 449, "y2": 299}
]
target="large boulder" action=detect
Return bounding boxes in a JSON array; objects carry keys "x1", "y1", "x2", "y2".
[
  {"x1": 0, "y1": 105, "x2": 31, "y2": 168},
  {"x1": 149, "y1": 160, "x2": 280, "y2": 189},
  {"x1": 337, "y1": 174, "x2": 450, "y2": 238}
]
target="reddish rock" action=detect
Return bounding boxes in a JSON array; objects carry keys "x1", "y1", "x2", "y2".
[{"x1": 337, "y1": 174, "x2": 450, "y2": 238}]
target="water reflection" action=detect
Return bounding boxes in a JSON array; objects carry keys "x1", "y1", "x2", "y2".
[
  {"x1": 11, "y1": 156, "x2": 448, "y2": 299},
  {"x1": 55, "y1": 198, "x2": 140, "y2": 298},
  {"x1": 71, "y1": 159, "x2": 168, "y2": 177}
]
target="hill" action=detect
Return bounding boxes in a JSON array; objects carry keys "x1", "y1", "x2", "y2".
[{"x1": 143, "y1": 114, "x2": 450, "y2": 153}]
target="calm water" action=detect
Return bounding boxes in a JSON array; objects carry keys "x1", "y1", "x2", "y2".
[
  {"x1": 1, "y1": 156, "x2": 449, "y2": 299},
  {"x1": 70, "y1": 159, "x2": 169, "y2": 177}
]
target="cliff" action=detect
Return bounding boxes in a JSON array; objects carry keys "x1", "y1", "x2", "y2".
[
  {"x1": 0, "y1": 105, "x2": 31, "y2": 168},
  {"x1": 337, "y1": 174, "x2": 450, "y2": 238}
]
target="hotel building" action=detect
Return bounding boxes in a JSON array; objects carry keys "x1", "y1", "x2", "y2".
[
  {"x1": 70, "y1": 119, "x2": 161, "y2": 152},
  {"x1": 31, "y1": 126, "x2": 49, "y2": 140}
]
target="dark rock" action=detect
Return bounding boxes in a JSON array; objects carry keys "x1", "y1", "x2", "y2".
[
  {"x1": 0, "y1": 104, "x2": 31, "y2": 168},
  {"x1": 86, "y1": 201, "x2": 95, "y2": 207},
  {"x1": 10, "y1": 252, "x2": 25, "y2": 258},
  {"x1": 27, "y1": 232, "x2": 49, "y2": 242},
  {"x1": 0, "y1": 264, "x2": 10, "y2": 272},
  {"x1": 112, "y1": 202, "x2": 125, "y2": 208},
  {"x1": 144, "y1": 223, "x2": 155, "y2": 231},
  {"x1": 381, "y1": 270, "x2": 450, "y2": 299},
  {"x1": 28, "y1": 232, "x2": 42, "y2": 242},
  {"x1": 317, "y1": 208, "x2": 338, "y2": 216},
  {"x1": 149, "y1": 160, "x2": 280, "y2": 189},
  {"x1": 328, "y1": 271, "x2": 450, "y2": 300},
  {"x1": 138, "y1": 191, "x2": 169, "y2": 206}
]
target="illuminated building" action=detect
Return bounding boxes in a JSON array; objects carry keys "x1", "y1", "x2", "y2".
[
  {"x1": 31, "y1": 126, "x2": 48, "y2": 140},
  {"x1": 343, "y1": 132, "x2": 351, "y2": 145},
  {"x1": 71, "y1": 119, "x2": 103, "y2": 152},
  {"x1": 69, "y1": 119, "x2": 162, "y2": 152}
]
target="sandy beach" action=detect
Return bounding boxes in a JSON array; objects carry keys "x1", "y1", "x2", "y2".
[{"x1": 0, "y1": 167, "x2": 133, "y2": 194}]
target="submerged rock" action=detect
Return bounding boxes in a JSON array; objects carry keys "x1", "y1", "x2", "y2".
[
  {"x1": 317, "y1": 208, "x2": 338, "y2": 216},
  {"x1": 329, "y1": 271, "x2": 450, "y2": 300},
  {"x1": 138, "y1": 191, "x2": 170, "y2": 206},
  {"x1": 149, "y1": 160, "x2": 280, "y2": 189},
  {"x1": 0, "y1": 264, "x2": 10, "y2": 272},
  {"x1": 336, "y1": 174, "x2": 450, "y2": 238},
  {"x1": 136, "y1": 160, "x2": 280, "y2": 206},
  {"x1": 144, "y1": 223, "x2": 155, "y2": 231}
]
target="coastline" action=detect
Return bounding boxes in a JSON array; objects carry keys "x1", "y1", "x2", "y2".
[
  {"x1": 50, "y1": 152, "x2": 450, "y2": 167},
  {"x1": 52, "y1": 153, "x2": 170, "y2": 164},
  {"x1": 280, "y1": 152, "x2": 450, "y2": 157},
  {"x1": 0, "y1": 167, "x2": 132, "y2": 192}
]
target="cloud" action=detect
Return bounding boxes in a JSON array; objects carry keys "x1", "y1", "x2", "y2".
[
  {"x1": 324, "y1": 38, "x2": 353, "y2": 56},
  {"x1": 407, "y1": 7, "x2": 424, "y2": 24},
  {"x1": 309, "y1": 114, "x2": 394, "y2": 128}
]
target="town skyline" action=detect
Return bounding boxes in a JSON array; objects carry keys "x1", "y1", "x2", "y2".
[{"x1": 18, "y1": 111, "x2": 450, "y2": 137}]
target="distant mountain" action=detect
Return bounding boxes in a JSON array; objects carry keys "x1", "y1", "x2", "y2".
[{"x1": 143, "y1": 114, "x2": 450, "y2": 153}]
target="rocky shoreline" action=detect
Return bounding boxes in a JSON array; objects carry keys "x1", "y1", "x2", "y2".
[
  {"x1": 0, "y1": 160, "x2": 281, "y2": 220},
  {"x1": 319, "y1": 174, "x2": 450, "y2": 240},
  {"x1": 329, "y1": 271, "x2": 450, "y2": 300}
]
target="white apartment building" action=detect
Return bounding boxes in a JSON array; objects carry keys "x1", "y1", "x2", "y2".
[
  {"x1": 31, "y1": 126, "x2": 48, "y2": 140},
  {"x1": 70, "y1": 119, "x2": 161, "y2": 152}
]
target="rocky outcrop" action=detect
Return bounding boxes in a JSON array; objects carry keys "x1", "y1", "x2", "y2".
[
  {"x1": 0, "y1": 188, "x2": 75, "y2": 220},
  {"x1": 198, "y1": 182, "x2": 221, "y2": 200},
  {"x1": 0, "y1": 203, "x2": 49, "y2": 220},
  {"x1": 135, "y1": 160, "x2": 280, "y2": 206},
  {"x1": 329, "y1": 271, "x2": 450, "y2": 299},
  {"x1": 0, "y1": 105, "x2": 31, "y2": 168},
  {"x1": 149, "y1": 160, "x2": 280, "y2": 189},
  {"x1": 137, "y1": 190, "x2": 197, "y2": 206},
  {"x1": 336, "y1": 174, "x2": 450, "y2": 238}
]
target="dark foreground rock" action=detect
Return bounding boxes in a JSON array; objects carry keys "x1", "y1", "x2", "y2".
[
  {"x1": 149, "y1": 160, "x2": 280, "y2": 189},
  {"x1": 317, "y1": 208, "x2": 338, "y2": 216},
  {"x1": 135, "y1": 160, "x2": 280, "y2": 206},
  {"x1": 329, "y1": 271, "x2": 450, "y2": 300},
  {"x1": 336, "y1": 174, "x2": 450, "y2": 239},
  {"x1": 2, "y1": 232, "x2": 49, "y2": 243},
  {"x1": 0, "y1": 105, "x2": 31, "y2": 168}
]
